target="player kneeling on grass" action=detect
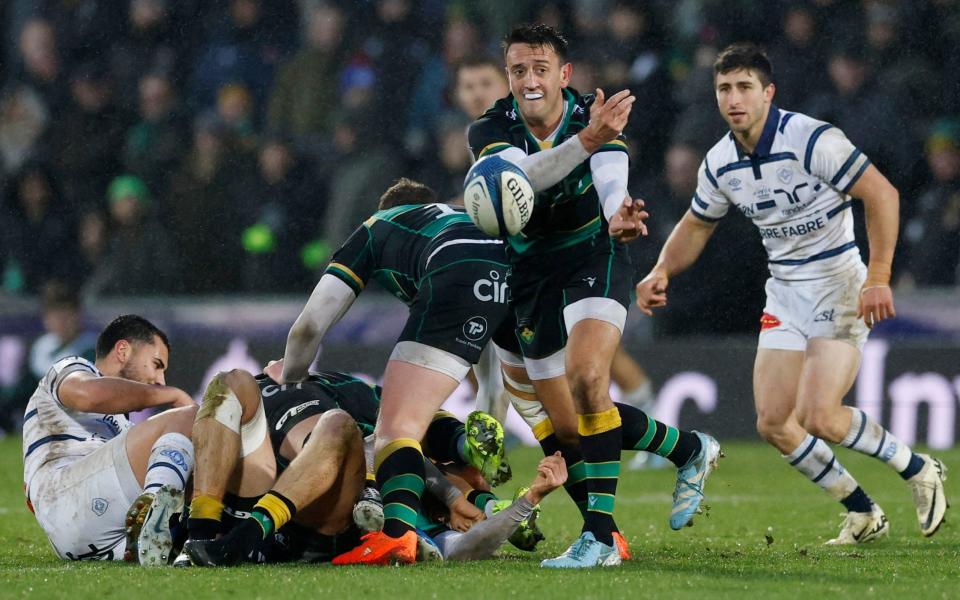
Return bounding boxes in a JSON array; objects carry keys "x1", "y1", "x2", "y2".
[{"x1": 23, "y1": 315, "x2": 196, "y2": 563}]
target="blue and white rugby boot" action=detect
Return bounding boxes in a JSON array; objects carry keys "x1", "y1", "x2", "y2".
[
  {"x1": 540, "y1": 532, "x2": 620, "y2": 568},
  {"x1": 670, "y1": 431, "x2": 721, "y2": 530}
]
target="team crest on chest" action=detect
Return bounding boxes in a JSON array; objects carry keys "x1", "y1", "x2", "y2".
[
  {"x1": 729, "y1": 177, "x2": 742, "y2": 191},
  {"x1": 777, "y1": 167, "x2": 793, "y2": 184}
]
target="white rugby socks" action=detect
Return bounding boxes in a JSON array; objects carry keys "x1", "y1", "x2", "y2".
[
  {"x1": 144, "y1": 432, "x2": 195, "y2": 493},
  {"x1": 841, "y1": 407, "x2": 925, "y2": 479},
  {"x1": 783, "y1": 434, "x2": 859, "y2": 502}
]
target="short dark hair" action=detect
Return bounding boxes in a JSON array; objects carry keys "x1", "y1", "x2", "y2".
[
  {"x1": 502, "y1": 23, "x2": 568, "y2": 63},
  {"x1": 378, "y1": 178, "x2": 437, "y2": 210},
  {"x1": 714, "y1": 43, "x2": 774, "y2": 87},
  {"x1": 96, "y1": 314, "x2": 170, "y2": 359},
  {"x1": 41, "y1": 281, "x2": 81, "y2": 312}
]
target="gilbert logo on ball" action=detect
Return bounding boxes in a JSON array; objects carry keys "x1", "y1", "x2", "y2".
[{"x1": 464, "y1": 155, "x2": 534, "y2": 237}]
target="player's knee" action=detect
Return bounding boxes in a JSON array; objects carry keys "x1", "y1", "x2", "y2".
[
  {"x1": 168, "y1": 404, "x2": 199, "y2": 436},
  {"x1": 568, "y1": 365, "x2": 607, "y2": 403},
  {"x1": 797, "y1": 411, "x2": 843, "y2": 443},
  {"x1": 316, "y1": 409, "x2": 360, "y2": 443}
]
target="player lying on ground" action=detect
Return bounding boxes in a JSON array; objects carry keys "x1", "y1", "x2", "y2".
[
  {"x1": 23, "y1": 314, "x2": 196, "y2": 563},
  {"x1": 636, "y1": 43, "x2": 947, "y2": 544},
  {"x1": 177, "y1": 368, "x2": 530, "y2": 566}
]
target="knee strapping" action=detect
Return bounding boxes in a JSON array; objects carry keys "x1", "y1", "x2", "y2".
[{"x1": 501, "y1": 369, "x2": 549, "y2": 432}]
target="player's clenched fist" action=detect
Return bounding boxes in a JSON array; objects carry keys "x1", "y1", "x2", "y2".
[
  {"x1": 857, "y1": 284, "x2": 896, "y2": 329},
  {"x1": 635, "y1": 269, "x2": 669, "y2": 316}
]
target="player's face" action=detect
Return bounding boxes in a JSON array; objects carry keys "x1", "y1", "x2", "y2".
[
  {"x1": 456, "y1": 65, "x2": 509, "y2": 120},
  {"x1": 118, "y1": 335, "x2": 169, "y2": 386},
  {"x1": 715, "y1": 68, "x2": 774, "y2": 135},
  {"x1": 505, "y1": 43, "x2": 572, "y2": 127}
]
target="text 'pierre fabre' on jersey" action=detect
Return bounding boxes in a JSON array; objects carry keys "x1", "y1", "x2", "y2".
[
  {"x1": 467, "y1": 87, "x2": 629, "y2": 260},
  {"x1": 323, "y1": 203, "x2": 506, "y2": 303},
  {"x1": 693, "y1": 106, "x2": 871, "y2": 281}
]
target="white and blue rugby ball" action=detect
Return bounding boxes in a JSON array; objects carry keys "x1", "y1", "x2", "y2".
[{"x1": 463, "y1": 155, "x2": 534, "y2": 238}]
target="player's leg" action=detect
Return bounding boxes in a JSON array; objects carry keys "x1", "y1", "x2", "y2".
[
  {"x1": 121, "y1": 404, "x2": 197, "y2": 565},
  {"x1": 754, "y1": 347, "x2": 885, "y2": 544},
  {"x1": 422, "y1": 408, "x2": 508, "y2": 486},
  {"x1": 187, "y1": 409, "x2": 366, "y2": 566},
  {"x1": 610, "y1": 344, "x2": 655, "y2": 408},
  {"x1": 796, "y1": 337, "x2": 947, "y2": 537}
]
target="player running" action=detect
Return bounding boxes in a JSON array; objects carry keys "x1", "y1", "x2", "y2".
[
  {"x1": 468, "y1": 23, "x2": 721, "y2": 567},
  {"x1": 636, "y1": 43, "x2": 947, "y2": 544},
  {"x1": 23, "y1": 315, "x2": 196, "y2": 563}
]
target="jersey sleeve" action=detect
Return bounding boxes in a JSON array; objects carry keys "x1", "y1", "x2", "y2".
[
  {"x1": 467, "y1": 116, "x2": 516, "y2": 160},
  {"x1": 595, "y1": 132, "x2": 629, "y2": 155},
  {"x1": 689, "y1": 158, "x2": 730, "y2": 222},
  {"x1": 324, "y1": 224, "x2": 375, "y2": 296},
  {"x1": 47, "y1": 357, "x2": 98, "y2": 407},
  {"x1": 805, "y1": 126, "x2": 872, "y2": 194}
]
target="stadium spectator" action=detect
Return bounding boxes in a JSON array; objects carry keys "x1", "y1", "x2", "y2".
[
  {"x1": 123, "y1": 72, "x2": 189, "y2": 199},
  {"x1": 0, "y1": 84, "x2": 49, "y2": 176},
  {"x1": 108, "y1": 0, "x2": 184, "y2": 113},
  {"x1": 0, "y1": 163, "x2": 75, "y2": 294},
  {"x1": 265, "y1": 2, "x2": 347, "y2": 149},
  {"x1": 416, "y1": 112, "x2": 472, "y2": 204},
  {"x1": 804, "y1": 42, "x2": 917, "y2": 191},
  {"x1": 87, "y1": 174, "x2": 180, "y2": 296},
  {"x1": 53, "y1": 61, "x2": 131, "y2": 212},
  {"x1": 164, "y1": 112, "x2": 253, "y2": 294},
  {"x1": 28, "y1": 282, "x2": 97, "y2": 381},
  {"x1": 216, "y1": 82, "x2": 257, "y2": 152},
  {"x1": 901, "y1": 119, "x2": 960, "y2": 287},
  {"x1": 9, "y1": 18, "x2": 67, "y2": 114},
  {"x1": 766, "y1": 2, "x2": 827, "y2": 111},
  {"x1": 240, "y1": 134, "x2": 320, "y2": 291}
]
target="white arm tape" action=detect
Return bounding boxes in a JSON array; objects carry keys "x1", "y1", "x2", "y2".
[
  {"x1": 591, "y1": 151, "x2": 630, "y2": 220},
  {"x1": 283, "y1": 274, "x2": 357, "y2": 381},
  {"x1": 497, "y1": 136, "x2": 590, "y2": 193}
]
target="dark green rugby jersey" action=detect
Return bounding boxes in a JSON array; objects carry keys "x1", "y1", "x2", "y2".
[
  {"x1": 467, "y1": 87, "x2": 629, "y2": 260},
  {"x1": 256, "y1": 372, "x2": 380, "y2": 437},
  {"x1": 324, "y1": 203, "x2": 507, "y2": 303}
]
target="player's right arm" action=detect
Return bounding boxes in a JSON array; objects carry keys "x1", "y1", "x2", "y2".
[
  {"x1": 636, "y1": 159, "x2": 728, "y2": 316},
  {"x1": 467, "y1": 89, "x2": 633, "y2": 192},
  {"x1": 282, "y1": 224, "x2": 374, "y2": 383},
  {"x1": 57, "y1": 371, "x2": 193, "y2": 414}
]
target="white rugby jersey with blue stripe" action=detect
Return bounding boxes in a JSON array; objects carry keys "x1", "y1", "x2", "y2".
[
  {"x1": 691, "y1": 106, "x2": 871, "y2": 281},
  {"x1": 23, "y1": 356, "x2": 132, "y2": 492}
]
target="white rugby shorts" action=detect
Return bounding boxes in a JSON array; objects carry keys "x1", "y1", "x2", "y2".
[
  {"x1": 28, "y1": 431, "x2": 141, "y2": 560},
  {"x1": 758, "y1": 263, "x2": 870, "y2": 351}
]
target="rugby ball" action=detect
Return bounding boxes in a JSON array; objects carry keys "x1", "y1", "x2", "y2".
[{"x1": 463, "y1": 155, "x2": 534, "y2": 237}]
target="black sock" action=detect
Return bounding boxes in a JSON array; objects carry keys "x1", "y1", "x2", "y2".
[
  {"x1": 840, "y1": 486, "x2": 874, "y2": 513},
  {"x1": 423, "y1": 411, "x2": 466, "y2": 465},
  {"x1": 579, "y1": 408, "x2": 623, "y2": 547},
  {"x1": 376, "y1": 439, "x2": 425, "y2": 538},
  {"x1": 539, "y1": 432, "x2": 588, "y2": 519},
  {"x1": 616, "y1": 402, "x2": 702, "y2": 468},
  {"x1": 467, "y1": 489, "x2": 497, "y2": 511}
]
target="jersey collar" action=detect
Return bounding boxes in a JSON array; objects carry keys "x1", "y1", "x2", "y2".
[
  {"x1": 729, "y1": 104, "x2": 781, "y2": 159},
  {"x1": 512, "y1": 88, "x2": 577, "y2": 151}
]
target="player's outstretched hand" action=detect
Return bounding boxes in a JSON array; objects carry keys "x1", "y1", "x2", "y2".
[
  {"x1": 857, "y1": 284, "x2": 896, "y2": 329},
  {"x1": 635, "y1": 268, "x2": 669, "y2": 316},
  {"x1": 526, "y1": 452, "x2": 568, "y2": 504},
  {"x1": 580, "y1": 88, "x2": 635, "y2": 152},
  {"x1": 609, "y1": 196, "x2": 649, "y2": 242},
  {"x1": 448, "y1": 495, "x2": 485, "y2": 532},
  {"x1": 263, "y1": 359, "x2": 285, "y2": 384}
]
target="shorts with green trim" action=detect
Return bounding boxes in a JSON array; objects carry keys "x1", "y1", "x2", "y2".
[
  {"x1": 509, "y1": 237, "x2": 633, "y2": 360},
  {"x1": 399, "y1": 248, "x2": 516, "y2": 365}
]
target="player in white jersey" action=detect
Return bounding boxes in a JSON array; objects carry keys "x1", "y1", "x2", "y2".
[
  {"x1": 636, "y1": 43, "x2": 947, "y2": 544},
  {"x1": 23, "y1": 314, "x2": 197, "y2": 563}
]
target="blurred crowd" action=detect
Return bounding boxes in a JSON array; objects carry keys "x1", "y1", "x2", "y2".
[{"x1": 1, "y1": 0, "x2": 958, "y2": 331}]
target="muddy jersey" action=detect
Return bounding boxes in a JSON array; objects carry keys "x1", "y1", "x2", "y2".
[
  {"x1": 324, "y1": 203, "x2": 507, "y2": 303},
  {"x1": 691, "y1": 106, "x2": 871, "y2": 281},
  {"x1": 467, "y1": 87, "x2": 629, "y2": 261},
  {"x1": 23, "y1": 357, "x2": 132, "y2": 490}
]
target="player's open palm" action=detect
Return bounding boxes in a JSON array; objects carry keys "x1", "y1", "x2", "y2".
[
  {"x1": 530, "y1": 452, "x2": 568, "y2": 501},
  {"x1": 585, "y1": 88, "x2": 635, "y2": 145},
  {"x1": 636, "y1": 269, "x2": 669, "y2": 316},
  {"x1": 858, "y1": 285, "x2": 896, "y2": 328}
]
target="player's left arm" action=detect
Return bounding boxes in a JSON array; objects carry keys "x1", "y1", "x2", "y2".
[
  {"x1": 590, "y1": 151, "x2": 649, "y2": 242},
  {"x1": 848, "y1": 165, "x2": 899, "y2": 327}
]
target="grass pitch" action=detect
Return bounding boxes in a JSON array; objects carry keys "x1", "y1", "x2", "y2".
[{"x1": 1, "y1": 436, "x2": 958, "y2": 599}]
